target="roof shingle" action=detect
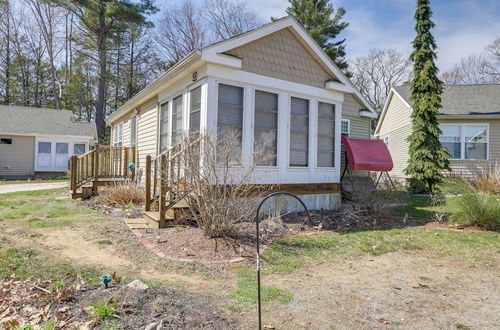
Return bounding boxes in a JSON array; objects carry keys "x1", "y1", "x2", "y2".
[
  {"x1": 0, "y1": 105, "x2": 96, "y2": 137},
  {"x1": 394, "y1": 84, "x2": 500, "y2": 116}
]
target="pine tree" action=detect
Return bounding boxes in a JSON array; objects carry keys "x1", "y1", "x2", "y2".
[
  {"x1": 405, "y1": 0, "x2": 450, "y2": 193},
  {"x1": 286, "y1": 0, "x2": 349, "y2": 72}
]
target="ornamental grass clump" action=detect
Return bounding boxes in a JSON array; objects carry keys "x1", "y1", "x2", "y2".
[
  {"x1": 471, "y1": 164, "x2": 500, "y2": 195},
  {"x1": 450, "y1": 181, "x2": 500, "y2": 230}
]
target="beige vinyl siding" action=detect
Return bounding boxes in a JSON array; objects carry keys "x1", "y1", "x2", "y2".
[
  {"x1": 341, "y1": 115, "x2": 371, "y2": 177},
  {"x1": 0, "y1": 135, "x2": 35, "y2": 177},
  {"x1": 136, "y1": 101, "x2": 158, "y2": 176},
  {"x1": 377, "y1": 124, "x2": 411, "y2": 180},
  {"x1": 378, "y1": 92, "x2": 412, "y2": 136},
  {"x1": 228, "y1": 28, "x2": 336, "y2": 88},
  {"x1": 440, "y1": 118, "x2": 500, "y2": 177}
]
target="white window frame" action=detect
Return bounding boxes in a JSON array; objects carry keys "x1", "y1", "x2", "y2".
[
  {"x1": 440, "y1": 123, "x2": 489, "y2": 160},
  {"x1": 341, "y1": 119, "x2": 350, "y2": 137},
  {"x1": 288, "y1": 95, "x2": 311, "y2": 168}
]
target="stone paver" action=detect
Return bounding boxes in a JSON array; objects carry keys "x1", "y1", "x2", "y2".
[{"x1": 0, "y1": 182, "x2": 68, "y2": 194}]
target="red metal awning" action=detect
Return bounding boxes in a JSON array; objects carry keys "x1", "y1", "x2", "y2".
[{"x1": 342, "y1": 136, "x2": 393, "y2": 172}]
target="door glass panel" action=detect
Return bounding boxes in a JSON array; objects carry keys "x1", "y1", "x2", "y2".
[
  {"x1": 37, "y1": 142, "x2": 51, "y2": 167},
  {"x1": 74, "y1": 144, "x2": 86, "y2": 155},
  {"x1": 55, "y1": 143, "x2": 69, "y2": 167}
]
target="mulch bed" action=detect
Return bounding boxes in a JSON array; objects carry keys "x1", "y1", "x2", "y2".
[{"x1": 0, "y1": 276, "x2": 236, "y2": 329}]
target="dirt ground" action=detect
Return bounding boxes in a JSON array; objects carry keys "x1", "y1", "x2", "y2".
[{"x1": 264, "y1": 251, "x2": 500, "y2": 329}]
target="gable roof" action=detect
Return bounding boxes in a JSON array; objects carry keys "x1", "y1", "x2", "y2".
[
  {"x1": 395, "y1": 84, "x2": 500, "y2": 116},
  {"x1": 106, "y1": 16, "x2": 376, "y2": 124},
  {"x1": 375, "y1": 84, "x2": 500, "y2": 135},
  {"x1": 0, "y1": 105, "x2": 96, "y2": 138}
]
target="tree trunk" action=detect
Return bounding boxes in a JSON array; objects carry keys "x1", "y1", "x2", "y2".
[
  {"x1": 4, "y1": 0, "x2": 11, "y2": 105},
  {"x1": 95, "y1": 3, "x2": 107, "y2": 142}
]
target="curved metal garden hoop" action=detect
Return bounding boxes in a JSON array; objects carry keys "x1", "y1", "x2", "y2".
[{"x1": 254, "y1": 191, "x2": 312, "y2": 330}]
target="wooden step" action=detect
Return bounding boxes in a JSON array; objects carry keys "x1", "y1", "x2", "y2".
[{"x1": 143, "y1": 211, "x2": 174, "y2": 228}]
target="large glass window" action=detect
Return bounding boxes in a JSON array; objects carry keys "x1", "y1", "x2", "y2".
[
  {"x1": 317, "y1": 102, "x2": 335, "y2": 167},
  {"x1": 439, "y1": 124, "x2": 488, "y2": 160},
  {"x1": 440, "y1": 125, "x2": 461, "y2": 159},
  {"x1": 217, "y1": 83, "x2": 243, "y2": 163},
  {"x1": 172, "y1": 95, "x2": 183, "y2": 144},
  {"x1": 289, "y1": 97, "x2": 309, "y2": 167},
  {"x1": 464, "y1": 125, "x2": 487, "y2": 160},
  {"x1": 254, "y1": 90, "x2": 278, "y2": 166},
  {"x1": 159, "y1": 102, "x2": 169, "y2": 153}
]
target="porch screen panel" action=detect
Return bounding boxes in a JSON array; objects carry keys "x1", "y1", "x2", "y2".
[
  {"x1": 130, "y1": 116, "x2": 137, "y2": 146},
  {"x1": 189, "y1": 86, "x2": 201, "y2": 135},
  {"x1": 217, "y1": 84, "x2": 243, "y2": 163},
  {"x1": 159, "y1": 102, "x2": 169, "y2": 153},
  {"x1": 254, "y1": 90, "x2": 278, "y2": 166},
  {"x1": 317, "y1": 102, "x2": 335, "y2": 167},
  {"x1": 289, "y1": 97, "x2": 309, "y2": 167},
  {"x1": 172, "y1": 95, "x2": 183, "y2": 144}
]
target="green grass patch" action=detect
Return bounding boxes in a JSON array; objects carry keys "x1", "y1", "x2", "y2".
[
  {"x1": 229, "y1": 267, "x2": 293, "y2": 311},
  {"x1": 263, "y1": 228, "x2": 500, "y2": 274},
  {"x1": 0, "y1": 246, "x2": 101, "y2": 285},
  {"x1": 390, "y1": 195, "x2": 461, "y2": 220},
  {"x1": 98, "y1": 240, "x2": 113, "y2": 245},
  {"x1": 0, "y1": 188, "x2": 64, "y2": 199}
]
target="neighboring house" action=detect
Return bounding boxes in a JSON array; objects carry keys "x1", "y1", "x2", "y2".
[
  {"x1": 0, "y1": 105, "x2": 96, "y2": 178},
  {"x1": 105, "y1": 16, "x2": 376, "y2": 210},
  {"x1": 375, "y1": 84, "x2": 500, "y2": 179}
]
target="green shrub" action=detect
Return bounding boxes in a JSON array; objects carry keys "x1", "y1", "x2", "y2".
[
  {"x1": 89, "y1": 298, "x2": 120, "y2": 318},
  {"x1": 450, "y1": 184, "x2": 500, "y2": 230}
]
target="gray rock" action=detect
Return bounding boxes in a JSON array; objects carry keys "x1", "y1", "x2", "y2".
[{"x1": 127, "y1": 279, "x2": 149, "y2": 290}]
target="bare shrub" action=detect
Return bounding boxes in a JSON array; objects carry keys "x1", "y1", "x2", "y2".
[
  {"x1": 180, "y1": 132, "x2": 274, "y2": 238},
  {"x1": 349, "y1": 190, "x2": 404, "y2": 215},
  {"x1": 100, "y1": 183, "x2": 145, "y2": 207}
]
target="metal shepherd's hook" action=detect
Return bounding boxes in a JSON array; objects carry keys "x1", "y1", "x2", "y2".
[{"x1": 254, "y1": 191, "x2": 313, "y2": 330}]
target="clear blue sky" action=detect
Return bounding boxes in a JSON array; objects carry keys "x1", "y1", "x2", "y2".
[{"x1": 155, "y1": 0, "x2": 500, "y2": 71}]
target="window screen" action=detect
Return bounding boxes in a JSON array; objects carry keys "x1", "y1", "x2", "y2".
[
  {"x1": 254, "y1": 90, "x2": 278, "y2": 166},
  {"x1": 218, "y1": 84, "x2": 243, "y2": 163},
  {"x1": 172, "y1": 95, "x2": 183, "y2": 144},
  {"x1": 189, "y1": 86, "x2": 201, "y2": 135},
  {"x1": 0, "y1": 138, "x2": 12, "y2": 144},
  {"x1": 159, "y1": 102, "x2": 169, "y2": 152},
  {"x1": 130, "y1": 116, "x2": 137, "y2": 146},
  {"x1": 289, "y1": 97, "x2": 309, "y2": 167},
  {"x1": 317, "y1": 102, "x2": 335, "y2": 167},
  {"x1": 38, "y1": 142, "x2": 51, "y2": 154}
]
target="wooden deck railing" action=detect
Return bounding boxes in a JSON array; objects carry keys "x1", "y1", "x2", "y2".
[
  {"x1": 144, "y1": 135, "x2": 204, "y2": 222},
  {"x1": 69, "y1": 145, "x2": 136, "y2": 196}
]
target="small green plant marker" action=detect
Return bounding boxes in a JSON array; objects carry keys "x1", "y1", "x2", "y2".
[{"x1": 100, "y1": 274, "x2": 112, "y2": 288}]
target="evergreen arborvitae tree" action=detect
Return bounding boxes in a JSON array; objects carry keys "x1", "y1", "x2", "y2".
[
  {"x1": 286, "y1": 0, "x2": 349, "y2": 72},
  {"x1": 405, "y1": 0, "x2": 450, "y2": 193}
]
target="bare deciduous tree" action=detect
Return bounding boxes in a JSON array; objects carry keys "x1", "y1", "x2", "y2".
[
  {"x1": 350, "y1": 48, "x2": 411, "y2": 112},
  {"x1": 154, "y1": 0, "x2": 206, "y2": 64},
  {"x1": 441, "y1": 54, "x2": 499, "y2": 85},
  {"x1": 27, "y1": 0, "x2": 65, "y2": 109},
  {"x1": 203, "y1": 0, "x2": 261, "y2": 41}
]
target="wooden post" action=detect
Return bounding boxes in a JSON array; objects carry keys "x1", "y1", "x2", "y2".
[
  {"x1": 93, "y1": 145, "x2": 100, "y2": 194},
  {"x1": 131, "y1": 146, "x2": 137, "y2": 181},
  {"x1": 145, "y1": 155, "x2": 152, "y2": 212},
  {"x1": 123, "y1": 147, "x2": 129, "y2": 178},
  {"x1": 159, "y1": 154, "x2": 167, "y2": 223},
  {"x1": 70, "y1": 156, "x2": 77, "y2": 198}
]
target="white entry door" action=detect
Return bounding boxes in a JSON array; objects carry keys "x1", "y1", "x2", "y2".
[
  {"x1": 37, "y1": 142, "x2": 52, "y2": 169},
  {"x1": 55, "y1": 142, "x2": 69, "y2": 170}
]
